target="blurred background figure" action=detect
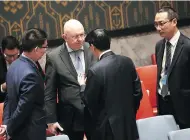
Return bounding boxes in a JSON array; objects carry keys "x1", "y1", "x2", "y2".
[{"x1": 0, "y1": 36, "x2": 20, "y2": 103}]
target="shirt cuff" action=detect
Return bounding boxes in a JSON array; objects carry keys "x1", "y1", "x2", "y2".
[{"x1": 0, "y1": 84, "x2": 5, "y2": 93}]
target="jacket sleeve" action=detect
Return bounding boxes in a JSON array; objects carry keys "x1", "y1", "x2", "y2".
[
  {"x1": 44, "y1": 54, "x2": 58, "y2": 123},
  {"x1": 83, "y1": 69, "x2": 102, "y2": 118},
  {"x1": 6, "y1": 73, "x2": 40, "y2": 136}
]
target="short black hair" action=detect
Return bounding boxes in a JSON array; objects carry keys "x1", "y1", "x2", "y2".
[
  {"x1": 158, "y1": 6, "x2": 178, "y2": 20},
  {"x1": 85, "y1": 28, "x2": 110, "y2": 51},
  {"x1": 1, "y1": 36, "x2": 19, "y2": 52},
  {"x1": 21, "y1": 28, "x2": 47, "y2": 52}
]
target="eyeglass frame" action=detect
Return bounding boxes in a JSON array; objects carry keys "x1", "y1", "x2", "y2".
[
  {"x1": 4, "y1": 52, "x2": 20, "y2": 60},
  {"x1": 66, "y1": 33, "x2": 86, "y2": 41},
  {"x1": 154, "y1": 18, "x2": 175, "y2": 28},
  {"x1": 36, "y1": 45, "x2": 48, "y2": 49}
]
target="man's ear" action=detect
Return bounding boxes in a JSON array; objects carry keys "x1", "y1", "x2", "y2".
[
  {"x1": 62, "y1": 34, "x2": 67, "y2": 41},
  {"x1": 34, "y1": 47, "x2": 38, "y2": 52}
]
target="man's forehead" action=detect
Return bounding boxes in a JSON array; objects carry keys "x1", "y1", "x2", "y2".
[
  {"x1": 4, "y1": 48, "x2": 19, "y2": 54},
  {"x1": 155, "y1": 12, "x2": 168, "y2": 21},
  {"x1": 66, "y1": 28, "x2": 84, "y2": 35}
]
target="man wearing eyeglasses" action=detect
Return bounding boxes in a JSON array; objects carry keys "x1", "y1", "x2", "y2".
[
  {"x1": 0, "y1": 36, "x2": 20, "y2": 103},
  {"x1": 155, "y1": 6, "x2": 190, "y2": 129},
  {"x1": 45, "y1": 19, "x2": 97, "y2": 140},
  {"x1": 0, "y1": 28, "x2": 48, "y2": 140}
]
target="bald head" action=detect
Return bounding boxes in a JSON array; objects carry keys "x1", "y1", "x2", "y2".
[
  {"x1": 63, "y1": 19, "x2": 85, "y2": 50},
  {"x1": 64, "y1": 19, "x2": 84, "y2": 34}
]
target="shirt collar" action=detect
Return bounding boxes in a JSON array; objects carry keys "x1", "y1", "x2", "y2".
[
  {"x1": 167, "y1": 30, "x2": 180, "y2": 46},
  {"x1": 21, "y1": 53, "x2": 38, "y2": 67},
  {"x1": 66, "y1": 42, "x2": 84, "y2": 53},
  {"x1": 99, "y1": 49, "x2": 112, "y2": 60}
]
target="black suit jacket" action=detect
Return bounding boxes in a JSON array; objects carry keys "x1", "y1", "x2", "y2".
[
  {"x1": 45, "y1": 43, "x2": 97, "y2": 131},
  {"x1": 3, "y1": 56, "x2": 46, "y2": 140},
  {"x1": 83, "y1": 51, "x2": 142, "y2": 140},
  {"x1": 0, "y1": 53, "x2": 7, "y2": 103},
  {"x1": 156, "y1": 33, "x2": 190, "y2": 127}
]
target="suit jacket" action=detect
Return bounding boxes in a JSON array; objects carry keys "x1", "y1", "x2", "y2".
[
  {"x1": 0, "y1": 52, "x2": 44, "y2": 103},
  {"x1": 0, "y1": 53, "x2": 7, "y2": 103},
  {"x1": 3, "y1": 56, "x2": 46, "y2": 140},
  {"x1": 45, "y1": 43, "x2": 96, "y2": 131},
  {"x1": 156, "y1": 33, "x2": 190, "y2": 127},
  {"x1": 83, "y1": 51, "x2": 142, "y2": 140}
]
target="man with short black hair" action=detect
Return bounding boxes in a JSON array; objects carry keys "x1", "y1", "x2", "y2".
[
  {"x1": 83, "y1": 28, "x2": 142, "y2": 140},
  {"x1": 155, "y1": 6, "x2": 190, "y2": 128},
  {"x1": 1, "y1": 28, "x2": 48, "y2": 140},
  {"x1": 0, "y1": 36, "x2": 20, "y2": 102}
]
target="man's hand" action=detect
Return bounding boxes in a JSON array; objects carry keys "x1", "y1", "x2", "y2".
[
  {"x1": 0, "y1": 125, "x2": 7, "y2": 139},
  {"x1": 1, "y1": 83, "x2": 7, "y2": 92},
  {"x1": 78, "y1": 73, "x2": 86, "y2": 86},
  {"x1": 47, "y1": 122, "x2": 63, "y2": 135}
]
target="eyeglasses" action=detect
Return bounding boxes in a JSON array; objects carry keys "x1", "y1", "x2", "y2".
[
  {"x1": 37, "y1": 45, "x2": 48, "y2": 49},
  {"x1": 4, "y1": 53, "x2": 19, "y2": 60},
  {"x1": 68, "y1": 33, "x2": 86, "y2": 41},
  {"x1": 154, "y1": 19, "x2": 174, "y2": 28}
]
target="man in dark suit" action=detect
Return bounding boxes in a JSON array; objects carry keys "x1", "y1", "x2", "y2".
[
  {"x1": 45, "y1": 19, "x2": 96, "y2": 140},
  {"x1": 0, "y1": 36, "x2": 20, "y2": 103},
  {"x1": 155, "y1": 7, "x2": 190, "y2": 129},
  {"x1": 1, "y1": 28, "x2": 48, "y2": 140},
  {"x1": 82, "y1": 28, "x2": 142, "y2": 140}
]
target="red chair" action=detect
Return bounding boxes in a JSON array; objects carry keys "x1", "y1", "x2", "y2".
[
  {"x1": 0, "y1": 103, "x2": 4, "y2": 125},
  {"x1": 136, "y1": 65, "x2": 157, "y2": 115},
  {"x1": 151, "y1": 54, "x2": 156, "y2": 65},
  {"x1": 136, "y1": 81, "x2": 154, "y2": 120}
]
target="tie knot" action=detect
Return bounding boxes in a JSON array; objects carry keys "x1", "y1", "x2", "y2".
[{"x1": 166, "y1": 41, "x2": 171, "y2": 47}]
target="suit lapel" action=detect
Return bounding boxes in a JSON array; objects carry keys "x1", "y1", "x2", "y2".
[
  {"x1": 59, "y1": 43, "x2": 78, "y2": 79},
  {"x1": 157, "y1": 40, "x2": 165, "y2": 76},
  {"x1": 168, "y1": 34, "x2": 184, "y2": 78}
]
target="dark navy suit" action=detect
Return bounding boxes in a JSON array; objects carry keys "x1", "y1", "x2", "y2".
[{"x1": 3, "y1": 56, "x2": 46, "y2": 140}]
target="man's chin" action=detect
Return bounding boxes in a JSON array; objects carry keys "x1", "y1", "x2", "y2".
[{"x1": 159, "y1": 32, "x2": 165, "y2": 37}]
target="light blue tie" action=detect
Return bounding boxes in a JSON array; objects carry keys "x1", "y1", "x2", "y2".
[{"x1": 74, "y1": 50, "x2": 84, "y2": 75}]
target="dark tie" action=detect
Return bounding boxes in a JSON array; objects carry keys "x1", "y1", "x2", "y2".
[
  {"x1": 165, "y1": 41, "x2": 172, "y2": 74},
  {"x1": 161, "y1": 41, "x2": 172, "y2": 97}
]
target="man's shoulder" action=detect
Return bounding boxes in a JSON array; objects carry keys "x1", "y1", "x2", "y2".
[
  {"x1": 180, "y1": 33, "x2": 190, "y2": 44},
  {"x1": 91, "y1": 55, "x2": 132, "y2": 71},
  {"x1": 156, "y1": 38, "x2": 164, "y2": 46},
  {"x1": 47, "y1": 44, "x2": 64, "y2": 58}
]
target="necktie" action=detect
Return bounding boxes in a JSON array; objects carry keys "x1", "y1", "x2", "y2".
[
  {"x1": 161, "y1": 41, "x2": 172, "y2": 97},
  {"x1": 73, "y1": 50, "x2": 84, "y2": 75},
  {"x1": 165, "y1": 41, "x2": 172, "y2": 74}
]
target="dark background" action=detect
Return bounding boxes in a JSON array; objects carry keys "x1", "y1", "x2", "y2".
[{"x1": 0, "y1": 1, "x2": 190, "y2": 47}]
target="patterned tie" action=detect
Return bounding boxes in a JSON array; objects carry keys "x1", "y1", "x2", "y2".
[
  {"x1": 165, "y1": 41, "x2": 172, "y2": 74},
  {"x1": 161, "y1": 41, "x2": 172, "y2": 97},
  {"x1": 74, "y1": 50, "x2": 84, "y2": 75}
]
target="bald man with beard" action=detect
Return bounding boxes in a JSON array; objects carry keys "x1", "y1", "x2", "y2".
[{"x1": 45, "y1": 19, "x2": 96, "y2": 140}]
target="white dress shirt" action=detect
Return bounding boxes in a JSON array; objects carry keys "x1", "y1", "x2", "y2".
[{"x1": 158, "y1": 30, "x2": 180, "y2": 95}]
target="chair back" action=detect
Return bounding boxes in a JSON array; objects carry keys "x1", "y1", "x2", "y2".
[
  {"x1": 136, "y1": 115, "x2": 179, "y2": 140},
  {"x1": 136, "y1": 65, "x2": 157, "y2": 109},
  {"x1": 168, "y1": 128, "x2": 190, "y2": 140},
  {"x1": 47, "y1": 135, "x2": 70, "y2": 140},
  {"x1": 0, "y1": 103, "x2": 4, "y2": 125},
  {"x1": 136, "y1": 81, "x2": 154, "y2": 119}
]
